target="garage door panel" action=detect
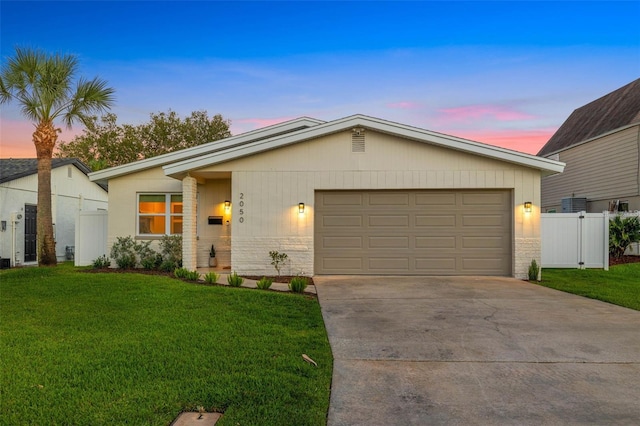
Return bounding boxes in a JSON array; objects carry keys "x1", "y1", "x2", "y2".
[
  {"x1": 415, "y1": 215, "x2": 456, "y2": 227},
  {"x1": 323, "y1": 257, "x2": 362, "y2": 270},
  {"x1": 315, "y1": 190, "x2": 512, "y2": 276},
  {"x1": 368, "y1": 215, "x2": 409, "y2": 227},
  {"x1": 322, "y1": 215, "x2": 362, "y2": 227},
  {"x1": 415, "y1": 236, "x2": 456, "y2": 249},
  {"x1": 322, "y1": 193, "x2": 363, "y2": 206},
  {"x1": 369, "y1": 236, "x2": 410, "y2": 249},
  {"x1": 322, "y1": 236, "x2": 363, "y2": 249},
  {"x1": 368, "y1": 258, "x2": 410, "y2": 270}
]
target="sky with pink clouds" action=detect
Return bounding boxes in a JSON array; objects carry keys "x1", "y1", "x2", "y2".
[{"x1": 1, "y1": 1, "x2": 639, "y2": 158}]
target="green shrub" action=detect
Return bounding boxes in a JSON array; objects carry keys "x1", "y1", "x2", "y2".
[
  {"x1": 256, "y1": 276, "x2": 273, "y2": 290},
  {"x1": 610, "y1": 215, "x2": 640, "y2": 259},
  {"x1": 92, "y1": 255, "x2": 111, "y2": 269},
  {"x1": 528, "y1": 259, "x2": 540, "y2": 281},
  {"x1": 289, "y1": 276, "x2": 308, "y2": 293},
  {"x1": 110, "y1": 236, "x2": 137, "y2": 269},
  {"x1": 269, "y1": 251, "x2": 288, "y2": 276},
  {"x1": 140, "y1": 252, "x2": 163, "y2": 271},
  {"x1": 227, "y1": 271, "x2": 244, "y2": 287},
  {"x1": 203, "y1": 272, "x2": 220, "y2": 284},
  {"x1": 160, "y1": 234, "x2": 182, "y2": 267},
  {"x1": 159, "y1": 260, "x2": 178, "y2": 272}
]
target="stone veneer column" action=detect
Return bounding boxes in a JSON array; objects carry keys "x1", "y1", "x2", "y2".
[{"x1": 182, "y1": 175, "x2": 197, "y2": 271}]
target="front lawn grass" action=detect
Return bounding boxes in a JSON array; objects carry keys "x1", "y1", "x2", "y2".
[
  {"x1": 540, "y1": 263, "x2": 640, "y2": 310},
  {"x1": 0, "y1": 264, "x2": 332, "y2": 425}
]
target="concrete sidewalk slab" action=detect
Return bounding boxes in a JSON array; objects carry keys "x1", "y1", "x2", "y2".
[{"x1": 316, "y1": 275, "x2": 640, "y2": 425}]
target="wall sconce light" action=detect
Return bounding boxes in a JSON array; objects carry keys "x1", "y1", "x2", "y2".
[
  {"x1": 298, "y1": 202, "x2": 305, "y2": 214},
  {"x1": 524, "y1": 201, "x2": 532, "y2": 213},
  {"x1": 224, "y1": 200, "x2": 231, "y2": 211}
]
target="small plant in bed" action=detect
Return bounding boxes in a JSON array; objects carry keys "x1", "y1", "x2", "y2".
[
  {"x1": 174, "y1": 268, "x2": 200, "y2": 281},
  {"x1": 203, "y1": 272, "x2": 220, "y2": 284},
  {"x1": 256, "y1": 276, "x2": 273, "y2": 290},
  {"x1": 227, "y1": 271, "x2": 244, "y2": 287},
  {"x1": 289, "y1": 275, "x2": 308, "y2": 293}
]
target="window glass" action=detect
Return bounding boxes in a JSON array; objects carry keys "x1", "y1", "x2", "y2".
[
  {"x1": 138, "y1": 194, "x2": 182, "y2": 235},
  {"x1": 139, "y1": 194, "x2": 166, "y2": 214}
]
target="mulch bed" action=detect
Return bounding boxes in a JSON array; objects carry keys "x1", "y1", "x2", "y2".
[
  {"x1": 609, "y1": 255, "x2": 640, "y2": 266},
  {"x1": 242, "y1": 275, "x2": 315, "y2": 285}
]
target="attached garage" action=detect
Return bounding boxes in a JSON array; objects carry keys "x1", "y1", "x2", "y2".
[{"x1": 315, "y1": 189, "x2": 512, "y2": 275}]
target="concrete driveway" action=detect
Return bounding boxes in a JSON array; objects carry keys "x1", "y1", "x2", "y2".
[{"x1": 315, "y1": 276, "x2": 640, "y2": 425}]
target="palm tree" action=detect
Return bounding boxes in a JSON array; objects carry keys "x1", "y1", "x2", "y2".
[{"x1": 0, "y1": 47, "x2": 114, "y2": 266}]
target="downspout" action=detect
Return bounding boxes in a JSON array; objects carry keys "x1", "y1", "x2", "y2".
[
  {"x1": 10, "y1": 212, "x2": 21, "y2": 267},
  {"x1": 11, "y1": 217, "x2": 16, "y2": 267}
]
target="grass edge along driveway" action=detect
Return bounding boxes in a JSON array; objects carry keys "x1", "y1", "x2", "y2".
[
  {"x1": 0, "y1": 265, "x2": 332, "y2": 425},
  {"x1": 539, "y1": 262, "x2": 640, "y2": 311}
]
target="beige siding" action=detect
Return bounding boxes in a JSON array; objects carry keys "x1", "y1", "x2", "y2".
[{"x1": 541, "y1": 126, "x2": 640, "y2": 212}]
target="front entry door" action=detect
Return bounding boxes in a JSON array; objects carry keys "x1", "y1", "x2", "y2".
[{"x1": 24, "y1": 205, "x2": 37, "y2": 262}]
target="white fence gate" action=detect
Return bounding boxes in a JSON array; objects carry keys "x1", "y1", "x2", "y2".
[
  {"x1": 541, "y1": 211, "x2": 610, "y2": 270},
  {"x1": 75, "y1": 210, "x2": 108, "y2": 266}
]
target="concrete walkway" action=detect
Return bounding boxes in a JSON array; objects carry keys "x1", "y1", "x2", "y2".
[{"x1": 315, "y1": 275, "x2": 640, "y2": 425}]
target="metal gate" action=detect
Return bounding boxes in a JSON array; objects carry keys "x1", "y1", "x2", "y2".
[{"x1": 24, "y1": 204, "x2": 37, "y2": 262}]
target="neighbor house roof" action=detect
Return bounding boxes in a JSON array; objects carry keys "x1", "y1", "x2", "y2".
[
  {"x1": 91, "y1": 114, "x2": 565, "y2": 183},
  {"x1": 537, "y1": 78, "x2": 640, "y2": 157},
  {"x1": 0, "y1": 158, "x2": 98, "y2": 186}
]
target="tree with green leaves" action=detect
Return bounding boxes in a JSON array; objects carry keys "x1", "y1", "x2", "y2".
[
  {"x1": 57, "y1": 110, "x2": 232, "y2": 171},
  {"x1": 0, "y1": 47, "x2": 114, "y2": 265}
]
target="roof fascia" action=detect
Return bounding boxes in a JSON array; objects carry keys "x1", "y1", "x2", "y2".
[
  {"x1": 540, "y1": 122, "x2": 640, "y2": 158},
  {"x1": 164, "y1": 114, "x2": 565, "y2": 177},
  {"x1": 89, "y1": 117, "x2": 325, "y2": 183}
]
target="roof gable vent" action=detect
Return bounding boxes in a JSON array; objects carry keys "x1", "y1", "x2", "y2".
[{"x1": 351, "y1": 127, "x2": 365, "y2": 153}]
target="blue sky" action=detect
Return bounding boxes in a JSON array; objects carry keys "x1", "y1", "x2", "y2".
[{"x1": 1, "y1": 1, "x2": 639, "y2": 157}]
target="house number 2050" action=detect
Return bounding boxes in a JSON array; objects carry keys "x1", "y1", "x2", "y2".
[{"x1": 238, "y1": 193, "x2": 245, "y2": 223}]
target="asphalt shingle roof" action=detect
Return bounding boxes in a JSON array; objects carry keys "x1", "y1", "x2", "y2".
[
  {"x1": 0, "y1": 158, "x2": 106, "y2": 191},
  {"x1": 537, "y1": 78, "x2": 640, "y2": 157}
]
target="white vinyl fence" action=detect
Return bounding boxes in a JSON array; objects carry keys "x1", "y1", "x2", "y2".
[
  {"x1": 541, "y1": 211, "x2": 610, "y2": 270},
  {"x1": 75, "y1": 210, "x2": 108, "y2": 266},
  {"x1": 541, "y1": 211, "x2": 640, "y2": 270}
]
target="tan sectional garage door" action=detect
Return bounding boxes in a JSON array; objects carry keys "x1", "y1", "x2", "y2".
[{"x1": 314, "y1": 190, "x2": 512, "y2": 275}]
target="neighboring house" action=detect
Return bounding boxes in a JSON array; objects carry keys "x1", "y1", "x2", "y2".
[
  {"x1": 538, "y1": 78, "x2": 640, "y2": 213},
  {"x1": 0, "y1": 158, "x2": 108, "y2": 266},
  {"x1": 90, "y1": 114, "x2": 564, "y2": 279}
]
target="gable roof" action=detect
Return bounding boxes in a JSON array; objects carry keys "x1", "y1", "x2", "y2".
[
  {"x1": 0, "y1": 158, "x2": 103, "y2": 190},
  {"x1": 89, "y1": 117, "x2": 325, "y2": 183},
  {"x1": 537, "y1": 78, "x2": 640, "y2": 157},
  {"x1": 163, "y1": 114, "x2": 564, "y2": 178},
  {"x1": 90, "y1": 114, "x2": 565, "y2": 183}
]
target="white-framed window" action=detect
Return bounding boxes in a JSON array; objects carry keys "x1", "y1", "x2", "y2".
[{"x1": 137, "y1": 193, "x2": 183, "y2": 236}]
